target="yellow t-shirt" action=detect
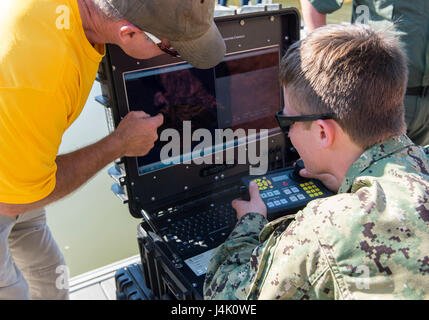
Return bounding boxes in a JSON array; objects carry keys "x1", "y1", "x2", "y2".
[{"x1": 0, "y1": 0, "x2": 105, "y2": 204}]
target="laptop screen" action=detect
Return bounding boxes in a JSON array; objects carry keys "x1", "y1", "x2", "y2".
[{"x1": 123, "y1": 45, "x2": 281, "y2": 175}]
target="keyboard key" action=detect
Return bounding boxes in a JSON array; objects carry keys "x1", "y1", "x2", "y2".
[{"x1": 160, "y1": 199, "x2": 238, "y2": 257}]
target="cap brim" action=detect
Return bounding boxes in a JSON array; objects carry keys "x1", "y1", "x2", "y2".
[{"x1": 170, "y1": 23, "x2": 226, "y2": 69}]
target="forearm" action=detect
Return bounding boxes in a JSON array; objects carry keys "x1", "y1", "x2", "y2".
[
  {"x1": 300, "y1": 0, "x2": 327, "y2": 32},
  {"x1": 47, "y1": 132, "x2": 124, "y2": 204},
  {"x1": 204, "y1": 213, "x2": 267, "y2": 299},
  {"x1": 1, "y1": 132, "x2": 124, "y2": 215}
]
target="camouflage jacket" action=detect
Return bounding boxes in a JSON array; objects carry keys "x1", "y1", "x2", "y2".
[{"x1": 204, "y1": 135, "x2": 429, "y2": 300}]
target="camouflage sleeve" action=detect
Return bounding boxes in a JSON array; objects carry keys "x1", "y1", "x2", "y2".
[
  {"x1": 308, "y1": 0, "x2": 344, "y2": 14},
  {"x1": 246, "y1": 206, "x2": 335, "y2": 299},
  {"x1": 203, "y1": 212, "x2": 268, "y2": 300},
  {"x1": 205, "y1": 200, "x2": 337, "y2": 300}
]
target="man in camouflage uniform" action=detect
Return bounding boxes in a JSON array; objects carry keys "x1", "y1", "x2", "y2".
[
  {"x1": 300, "y1": 0, "x2": 429, "y2": 146},
  {"x1": 204, "y1": 23, "x2": 429, "y2": 300}
]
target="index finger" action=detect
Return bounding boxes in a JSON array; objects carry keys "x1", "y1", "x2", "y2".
[
  {"x1": 231, "y1": 198, "x2": 246, "y2": 211},
  {"x1": 133, "y1": 111, "x2": 151, "y2": 118}
]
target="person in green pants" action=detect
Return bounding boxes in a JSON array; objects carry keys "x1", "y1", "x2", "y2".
[{"x1": 300, "y1": 0, "x2": 429, "y2": 146}]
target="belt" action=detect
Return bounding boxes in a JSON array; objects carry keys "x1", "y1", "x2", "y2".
[{"x1": 406, "y1": 86, "x2": 428, "y2": 98}]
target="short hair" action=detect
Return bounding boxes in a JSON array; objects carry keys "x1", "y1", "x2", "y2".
[
  {"x1": 92, "y1": 0, "x2": 123, "y2": 21},
  {"x1": 279, "y1": 23, "x2": 408, "y2": 149}
]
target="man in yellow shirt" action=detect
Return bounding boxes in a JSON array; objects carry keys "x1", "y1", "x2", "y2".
[{"x1": 0, "y1": 0, "x2": 225, "y2": 299}]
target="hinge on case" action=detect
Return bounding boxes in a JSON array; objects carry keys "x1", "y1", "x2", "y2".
[
  {"x1": 110, "y1": 183, "x2": 129, "y2": 204},
  {"x1": 108, "y1": 165, "x2": 127, "y2": 186},
  {"x1": 95, "y1": 95, "x2": 110, "y2": 108}
]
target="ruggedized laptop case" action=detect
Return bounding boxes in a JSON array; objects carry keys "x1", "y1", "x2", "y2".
[{"x1": 97, "y1": 6, "x2": 301, "y2": 300}]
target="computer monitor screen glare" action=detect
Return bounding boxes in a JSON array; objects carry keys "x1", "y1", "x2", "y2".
[{"x1": 123, "y1": 46, "x2": 281, "y2": 175}]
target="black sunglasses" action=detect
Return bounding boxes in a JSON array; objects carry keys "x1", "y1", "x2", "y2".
[{"x1": 275, "y1": 111, "x2": 336, "y2": 133}]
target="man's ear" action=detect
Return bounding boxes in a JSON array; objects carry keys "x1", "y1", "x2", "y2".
[
  {"x1": 315, "y1": 119, "x2": 336, "y2": 149},
  {"x1": 118, "y1": 23, "x2": 141, "y2": 44}
]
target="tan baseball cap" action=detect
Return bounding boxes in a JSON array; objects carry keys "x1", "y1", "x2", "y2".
[{"x1": 105, "y1": 0, "x2": 226, "y2": 69}]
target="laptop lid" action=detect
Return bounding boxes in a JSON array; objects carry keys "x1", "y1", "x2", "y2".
[{"x1": 99, "y1": 9, "x2": 300, "y2": 218}]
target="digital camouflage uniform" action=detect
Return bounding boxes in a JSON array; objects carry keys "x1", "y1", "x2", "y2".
[
  {"x1": 204, "y1": 135, "x2": 429, "y2": 300},
  {"x1": 308, "y1": 0, "x2": 429, "y2": 146}
]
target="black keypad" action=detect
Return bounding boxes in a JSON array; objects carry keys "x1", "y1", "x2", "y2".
[{"x1": 159, "y1": 200, "x2": 237, "y2": 258}]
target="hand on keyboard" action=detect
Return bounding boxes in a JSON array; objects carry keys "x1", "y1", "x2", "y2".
[{"x1": 232, "y1": 181, "x2": 267, "y2": 220}]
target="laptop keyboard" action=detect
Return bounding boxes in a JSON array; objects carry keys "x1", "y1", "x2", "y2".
[{"x1": 159, "y1": 200, "x2": 238, "y2": 258}]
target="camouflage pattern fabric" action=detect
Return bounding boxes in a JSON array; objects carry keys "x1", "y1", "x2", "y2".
[{"x1": 204, "y1": 135, "x2": 429, "y2": 300}]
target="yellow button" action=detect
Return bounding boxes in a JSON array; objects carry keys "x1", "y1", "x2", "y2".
[
  {"x1": 318, "y1": 192, "x2": 323, "y2": 195},
  {"x1": 309, "y1": 194, "x2": 314, "y2": 197}
]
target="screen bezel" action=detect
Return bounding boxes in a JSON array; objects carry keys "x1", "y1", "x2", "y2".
[{"x1": 103, "y1": 9, "x2": 300, "y2": 217}]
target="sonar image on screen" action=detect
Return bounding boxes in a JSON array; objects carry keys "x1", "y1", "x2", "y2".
[{"x1": 123, "y1": 46, "x2": 281, "y2": 175}]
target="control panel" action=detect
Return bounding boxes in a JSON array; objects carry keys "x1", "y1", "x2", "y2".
[{"x1": 241, "y1": 161, "x2": 333, "y2": 220}]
